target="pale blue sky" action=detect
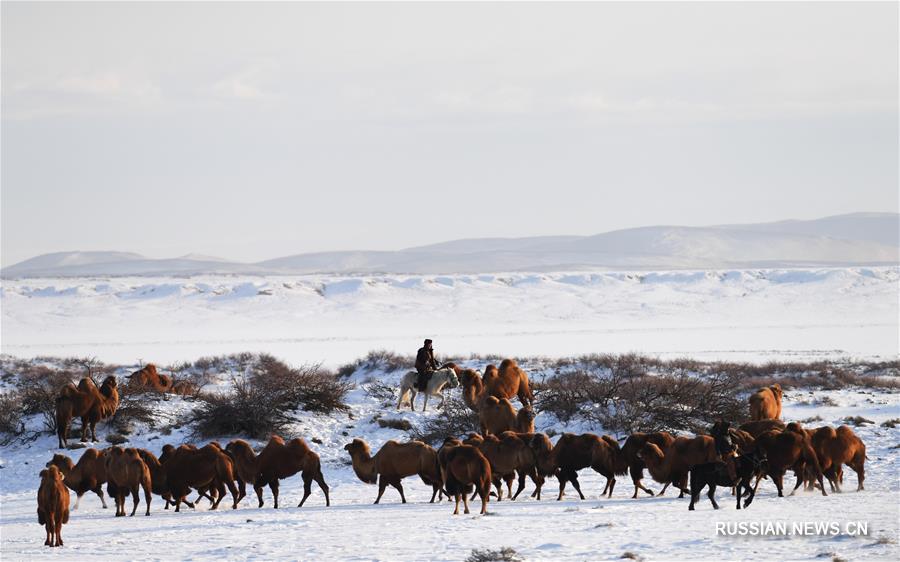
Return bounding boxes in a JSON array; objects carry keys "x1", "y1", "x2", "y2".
[{"x1": 2, "y1": 1, "x2": 897, "y2": 266}]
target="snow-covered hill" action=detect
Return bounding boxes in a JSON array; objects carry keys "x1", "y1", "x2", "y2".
[
  {"x1": 2, "y1": 267, "x2": 897, "y2": 365},
  {"x1": 3, "y1": 213, "x2": 897, "y2": 278}
]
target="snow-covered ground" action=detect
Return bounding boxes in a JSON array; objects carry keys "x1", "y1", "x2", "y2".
[
  {"x1": 0, "y1": 360, "x2": 898, "y2": 561},
  {"x1": 2, "y1": 267, "x2": 898, "y2": 365}
]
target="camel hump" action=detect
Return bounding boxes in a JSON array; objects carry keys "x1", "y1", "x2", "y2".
[
  {"x1": 58, "y1": 382, "x2": 80, "y2": 399},
  {"x1": 77, "y1": 377, "x2": 97, "y2": 393},
  {"x1": 485, "y1": 395, "x2": 500, "y2": 406},
  {"x1": 268, "y1": 434, "x2": 286, "y2": 446},
  {"x1": 499, "y1": 358, "x2": 517, "y2": 370}
]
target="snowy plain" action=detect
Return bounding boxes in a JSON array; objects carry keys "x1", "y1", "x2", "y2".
[
  {"x1": 1, "y1": 266, "x2": 898, "y2": 561},
  {"x1": 0, "y1": 361, "x2": 898, "y2": 562},
  {"x1": 1, "y1": 267, "x2": 898, "y2": 366}
]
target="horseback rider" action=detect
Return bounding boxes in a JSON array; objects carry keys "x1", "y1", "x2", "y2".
[{"x1": 415, "y1": 339, "x2": 438, "y2": 391}]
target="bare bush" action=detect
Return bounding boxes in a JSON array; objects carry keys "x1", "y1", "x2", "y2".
[
  {"x1": 539, "y1": 368, "x2": 746, "y2": 436},
  {"x1": 337, "y1": 350, "x2": 411, "y2": 377},
  {"x1": 18, "y1": 366, "x2": 80, "y2": 433},
  {"x1": 376, "y1": 417, "x2": 413, "y2": 431},
  {"x1": 0, "y1": 391, "x2": 25, "y2": 444},
  {"x1": 411, "y1": 398, "x2": 480, "y2": 446},
  {"x1": 192, "y1": 356, "x2": 351, "y2": 439},
  {"x1": 110, "y1": 385, "x2": 158, "y2": 435},
  {"x1": 364, "y1": 380, "x2": 397, "y2": 406}
]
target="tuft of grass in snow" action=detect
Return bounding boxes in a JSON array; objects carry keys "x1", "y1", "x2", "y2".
[
  {"x1": 376, "y1": 417, "x2": 412, "y2": 431},
  {"x1": 799, "y1": 415, "x2": 825, "y2": 423},
  {"x1": 872, "y1": 535, "x2": 896, "y2": 545},
  {"x1": 843, "y1": 416, "x2": 875, "y2": 427},
  {"x1": 621, "y1": 552, "x2": 643, "y2": 561},
  {"x1": 880, "y1": 418, "x2": 900, "y2": 428},
  {"x1": 465, "y1": 547, "x2": 522, "y2": 562}
]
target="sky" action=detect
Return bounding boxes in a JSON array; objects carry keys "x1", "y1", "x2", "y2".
[{"x1": 1, "y1": 1, "x2": 898, "y2": 267}]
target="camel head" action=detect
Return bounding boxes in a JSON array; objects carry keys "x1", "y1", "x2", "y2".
[{"x1": 46, "y1": 454, "x2": 74, "y2": 473}]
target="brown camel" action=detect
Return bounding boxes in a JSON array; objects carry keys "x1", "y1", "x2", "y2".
[
  {"x1": 748, "y1": 383, "x2": 782, "y2": 421},
  {"x1": 638, "y1": 435, "x2": 719, "y2": 498},
  {"x1": 37, "y1": 466, "x2": 70, "y2": 547},
  {"x1": 438, "y1": 441, "x2": 492, "y2": 515},
  {"x1": 804, "y1": 425, "x2": 866, "y2": 492},
  {"x1": 621, "y1": 431, "x2": 676, "y2": 498},
  {"x1": 463, "y1": 432, "x2": 539, "y2": 501},
  {"x1": 739, "y1": 419, "x2": 786, "y2": 437},
  {"x1": 161, "y1": 443, "x2": 240, "y2": 512},
  {"x1": 344, "y1": 438, "x2": 442, "y2": 504},
  {"x1": 46, "y1": 449, "x2": 108, "y2": 510},
  {"x1": 105, "y1": 446, "x2": 152, "y2": 516},
  {"x1": 479, "y1": 396, "x2": 518, "y2": 435},
  {"x1": 127, "y1": 364, "x2": 173, "y2": 393},
  {"x1": 755, "y1": 427, "x2": 827, "y2": 497},
  {"x1": 56, "y1": 376, "x2": 119, "y2": 448},
  {"x1": 225, "y1": 436, "x2": 330, "y2": 508},
  {"x1": 552, "y1": 433, "x2": 627, "y2": 500}
]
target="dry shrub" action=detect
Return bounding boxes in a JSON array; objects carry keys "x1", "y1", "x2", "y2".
[
  {"x1": 365, "y1": 380, "x2": 397, "y2": 407},
  {"x1": 192, "y1": 355, "x2": 351, "y2": 439},
  {"x1": 377, "y1": 417, "x2": 413, "y2": 431},
  {"x1": 411, "y1": 398, "x2": 480, "y2": 446},
  {"x1": 337, "y1": 350, "x2": 412, "y2": 377},
  {"x1": 465, "y1": 548, "x2": 522, "y2": 562},
  {"x1": 110, "y1": 385, "x2": 158, "y2": 435},
  {"x1": 18, "y1": 366, "x2": 80, "y2": 433},
  {"x1": 539, "y1": 368, "x2": 746, "y2": 435},
  {"x1": 0, "y1": 391, "x2": 25, "y2": 444}
]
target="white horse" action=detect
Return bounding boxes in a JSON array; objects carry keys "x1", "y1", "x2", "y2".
[{"x1": 397, "y1": 367, "x2": 460, "y2": 412}]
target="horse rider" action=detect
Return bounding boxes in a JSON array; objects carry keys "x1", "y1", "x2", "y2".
[{"x1": 415, "y1": 338, "x2": 438, "y2": 391}]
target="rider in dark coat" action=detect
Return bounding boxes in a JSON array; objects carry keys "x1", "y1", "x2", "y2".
[{"x1": 415, "y1": 339, "x2": 438, "y2": 391}]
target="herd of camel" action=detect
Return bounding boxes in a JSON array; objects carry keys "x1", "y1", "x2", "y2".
[{"x1": 36, "y1": 362, "x2": 867, "y2": 548}]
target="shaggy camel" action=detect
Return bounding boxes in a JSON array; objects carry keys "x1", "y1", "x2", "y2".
[
  {"x1": 638, "y1": 435, "x2": 719, "y2": 498},
  {"x1": 37, "y1": 466, "x2": 70, "y2": 547},
  {"x1": 345, "y1": 439, "x2": 442, "y2": 504},
  {"x1": 516, "y1": 406, "x2": 536, "y2": 433},
  {"x1": 105, "y1": 446, "x2": 152, "y2": 516},
  {"x1": 46, "y1": 449, "x2": 108, "y2": 509},
  {"x1": 396, "y1": 367, "x2": 459, "y2": 412},
  {"x1": 748, "y1": 383, "x2": 783, "y2": 421},
  {"x1": 803, "y1": 425, "x2": 866, "y2": 492},
  {"x1": 739, "y1": 419, "x2": 786, "y2": 437},
  {"x1": 459, "y1": 360, "x2": 533, "y2": 411},
  {"x1": 479, "y1": 396, "x2": 518, "y2": 435},
  {"x1": 161, "y1": 443, "x2": 240, "y2": 511},
  {"x1": 552, "y1": 433, "x2": 627, "y2": 500},
  {"x1": 520, "y1": 432, "x2": 556, "y2": 500},
  {"x1": 225, "y1": 436, "x2": 330, "y2": 508},
  {"x1": 754, "y1": 428, "x2": 827, "y2": 497},
  {"x1": 55, "y1": 376, "x2": 119, "y2": 448},
  {"x1": 463, "y1": 432, "x2": 539, "y2": 501},
  {"x1": 128, "y1": 364, "x2": 173, "y2": 393},
  {"x1": 438, "y1": 441, "x2": 492, "y2": 515},
  {"x1": 621, "y1": 431, "x2": 676, "y2": 498}
]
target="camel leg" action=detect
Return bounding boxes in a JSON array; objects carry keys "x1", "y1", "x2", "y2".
[
  {"x1": 421, "y1": 393, "x2": 428, "y2": 412},
  {"x1": 129, "y1": 487, "x2": 139, "y2": 516},
  {"x1": 144, "y1": 481, "x2": 152, "y2": 516},
  {"x1": 90, "y1": 421, "x2": 98, "y2": 442},
  {"x1": 94, "y1": 485, "x2": 107, "y2": 508},
  {"x1": 774, "y1": 472, "x2": 785, "y2": 497},
  {"x1": 392, "y1": 480, "x2": 407, "y2": 503},
  {"x1": 270, "y1": 480, "x2": 280, "y2": 509},
  {"x1": 658, "y1": 482, "x2": 670, "y2": 496},
  {"x1": 299, "y1": 472, "x2": 314, "y2": 507},
  {"x1": 255, "y1": 484, "x2": 265, "y2": 508},
  {"x1": 480, "y1": 484, "x2": 489, "y2": 514},
  {"x1": 570, "y1": 473, "x2": 585, "y2": 500},
  {"x1": 453, "y1": 494, "x2": 460, "y2": 515},
  {"x1": 606, "y1": 477, "x2": 616, "y2": 498},
  {"x1": 429, "y1": 484, "x2": 440, "y2": 503},
  {"x1": 462, "y1": 492, "x2": 470, "y2": 514},
  {"x1": 374, "y1": 476, "x2": 388, "y2": 504},
  {"x1": 512, "y1": 470, "x2": 527, "y2": 500},
  {"x1": 708, "y1": 484, "x2": 719, "y2": 509},
  {"x1": 505, "y1": 475, "x2": 514, "y2": 500},
  {"x1": 55, "y1": 517, "x2": 63, "y2": 547},
  {"x1": 235, "y1": 479, "x2": 247, "y2": 504}
]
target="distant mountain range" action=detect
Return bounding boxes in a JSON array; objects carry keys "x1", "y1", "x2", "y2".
[{"x1": 3, "y1": 212, "x2": 898, "y2": 278}]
